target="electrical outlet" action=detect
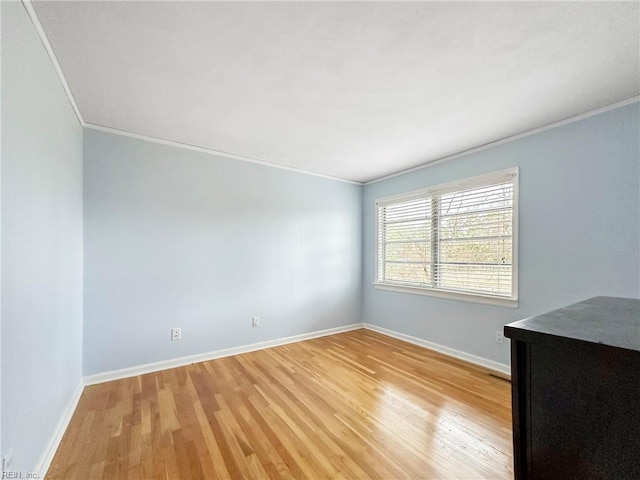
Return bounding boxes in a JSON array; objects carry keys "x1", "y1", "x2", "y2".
[
  {"x1": 495, "y1": 331, "x2": 505, "y2": 344},
  {"x1": 3, "y1": 449, "x2": 14, "y2": 471},
  {"x1": 171, "y1": 328, "x2": 182, "y2": 341},
  {"x1": 252, "y1": 317, "x2": 260, "y2": 328}
]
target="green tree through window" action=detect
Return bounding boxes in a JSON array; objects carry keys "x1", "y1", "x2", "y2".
[{"x1": 376, "y1": 168, "x2": 518, "y2": 305}]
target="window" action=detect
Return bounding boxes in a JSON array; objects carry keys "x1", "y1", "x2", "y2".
[{"x1": 375, "y1": 168, "x2": 518, "y2": 307}]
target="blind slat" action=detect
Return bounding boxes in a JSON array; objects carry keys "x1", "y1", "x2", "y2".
[{"x1": 377, "y1": 172, "x2": 515, "y2": 299}]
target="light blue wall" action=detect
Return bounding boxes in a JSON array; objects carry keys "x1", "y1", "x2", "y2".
[
  {"x1": 83, "y1": 130, "x2": 362, "y2": 375},
  {"x1": 363, "y1": 103, "x2": 640, "y2": 367},
  {"x1": 2, "y1": 0, "x2": 638, "y2": 467},
  {"x1": 1, "y1": 1, "x2": 83, "y2": 474}
]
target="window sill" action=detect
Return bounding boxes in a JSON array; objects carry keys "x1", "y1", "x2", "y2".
[{"x1": 373, "y1": 282, "x2": 519, "y2": 308}]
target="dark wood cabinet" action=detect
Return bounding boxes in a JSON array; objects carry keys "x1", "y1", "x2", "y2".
[{"x1": 504, "y1": 296, "x2": 640, "y2": 480}]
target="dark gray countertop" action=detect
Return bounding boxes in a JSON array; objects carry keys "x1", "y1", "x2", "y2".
[{"x1": 504, "y1": 296, "x2": 640, "y2": 352}]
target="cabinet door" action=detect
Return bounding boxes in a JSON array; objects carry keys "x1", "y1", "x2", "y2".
[{"x1": 527, "y1": 339, "x2": 640, "y2": 480}]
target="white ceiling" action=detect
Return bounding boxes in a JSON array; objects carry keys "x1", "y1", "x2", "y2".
[{"x1": 33, "y1": 1, "x2": 639, "y2": 183}]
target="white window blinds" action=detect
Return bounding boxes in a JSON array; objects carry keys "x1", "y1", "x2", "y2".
[{"x1": 376, "y1": 168, "x2": 518, "y2": 305}]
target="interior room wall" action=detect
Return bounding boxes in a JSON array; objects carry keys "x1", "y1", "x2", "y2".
[
  {"x1": 82, "y1": 129, "x2": 362, "y2": 376},
  {"x1": 2, "y1": 0, "x2": 638, "y2": 470},
  {"x1": 1, "y1": 1, "x2": 84, "y2": 474},
  {"x1": 362, "y1": 102, "x2": 640, "y2": 368}
]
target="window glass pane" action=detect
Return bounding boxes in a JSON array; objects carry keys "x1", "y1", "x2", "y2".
[
  {"x1": 383, "y1": 198, "x2": 431, "y2": 222},
  {"x1": 439, "y1": 209, "x2": 512, "y2": 239},
  {"x1": 440, "y1": 183, "x2": 512, "y2": 216},
  {"x1": 385, "y1": 262, "x2": 432, "y2": 285},
  {"x1": 439, "y1": 239, "x2": 512, "y2": 265},
  {"x1": 376, "y1": 170, "x2": 516, "y2": 301},
  {"x1": 385, "y1": 221, "x2": 431, "y2": 242},
  {"x1": 385, "y1": 242, "x2": 431, "y2": 262},
  {"x1": 438, "y1": 264, "x2": 512, "y2": 296}
]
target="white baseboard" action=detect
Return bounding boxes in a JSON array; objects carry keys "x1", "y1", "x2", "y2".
[
  {"x1": 35, "y1": 381, "x2": 84, "y2": 478},
  {"x1": 84, "y1": 322, "x2": 510, "y2": 385},
  {"x1": 363, "y1": 323, "x2": 511, "y2": 376},
  {"x1": 37, "y1": 322, "x2": 507, "y2": 478},
  {"x1": 84, "y1": 323, "x2": 365, "y2": 385}
]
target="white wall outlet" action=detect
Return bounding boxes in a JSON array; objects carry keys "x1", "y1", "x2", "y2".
[
  {"x1": 252, "y1": 317, "x2": 260, "y2": 328},
  {"x1": 171, "y1": 328, "x2": 182, "y2": 341},
  {"x1": 3, "y1": 449, "x2": 14, "y2": 471},
  {"x1": 495, "y1": 331, "x2": 505, "y2": 344}
]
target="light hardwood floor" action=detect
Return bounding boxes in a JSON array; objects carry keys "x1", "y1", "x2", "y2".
[{"x1": 47, "y1": 329, "x2": 513, "y2": 479}]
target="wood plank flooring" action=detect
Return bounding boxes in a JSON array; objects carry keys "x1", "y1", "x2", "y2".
[{"x1": 47, "y1": 329, "x2": 513, "y2": 479}]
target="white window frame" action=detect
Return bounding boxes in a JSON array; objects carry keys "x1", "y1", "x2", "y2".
[{"x1": 374, "y1": 167, "x2": 519, "y2": 308}]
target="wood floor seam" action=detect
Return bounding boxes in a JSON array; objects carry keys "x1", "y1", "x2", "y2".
[{"x1": 46, "y1": 329, "x2": 513, "y2": 479}]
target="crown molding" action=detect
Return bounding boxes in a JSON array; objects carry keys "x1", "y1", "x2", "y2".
[
  {"x1": 23, "y1": 0, "x2": 637, "y2": 187},
  {"x1": 22, "y1": 0, "x2": 362, "y2": 186},
  {"x1": 83, "y1": 123, "x2": 363, "y2": 185},
  {"x1": 87, "y1": 96, "x2": 639, "y2": 187},
  {"x1": 21, "y1": 0, "x2": 85, "y2": 127},
  {"x1": 364, "y1": 96, "x2": 640, "y2": 185}
]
